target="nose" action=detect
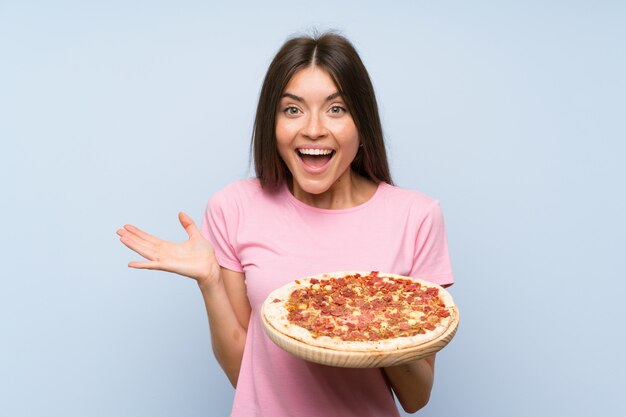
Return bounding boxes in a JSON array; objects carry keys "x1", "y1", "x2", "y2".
[{"x1": 302, "y1": 113, "x2": 327, "y2": 140}]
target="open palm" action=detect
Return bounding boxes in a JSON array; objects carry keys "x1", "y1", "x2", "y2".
[{"x1": 117, "y1": 212, "x2": 219, "y2": 285}]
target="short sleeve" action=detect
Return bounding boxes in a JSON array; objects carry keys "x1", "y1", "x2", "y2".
[
  {"x1": 409, "y1": 200, "x2": 454, "y2": 287},
  {"x1": 200, "y1": 189, "x2": 244, "y2": 272}
]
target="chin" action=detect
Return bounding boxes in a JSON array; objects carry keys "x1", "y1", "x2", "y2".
[{"x1": 294, "y1": 177, "x2": 334, "y2": 196}]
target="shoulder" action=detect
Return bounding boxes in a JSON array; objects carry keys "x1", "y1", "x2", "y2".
[
  {"x1": 207, "y1": 178, "x2": 287, "y2": 218},
  {"x1": 209, "y1": 178, "x2": 263, "y2": 206},
  {"x1": 377, "y1": 183, "x2": 441, "y2": 216}
]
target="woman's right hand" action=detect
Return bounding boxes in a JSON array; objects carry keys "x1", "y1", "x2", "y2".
[{"x1": 117, "y1": 212, "x2": 220, "y2": 287}]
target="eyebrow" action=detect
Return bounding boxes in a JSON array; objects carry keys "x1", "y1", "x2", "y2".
[{"x1": 281, "y1": 91, "x2": 343, "y2": 103}]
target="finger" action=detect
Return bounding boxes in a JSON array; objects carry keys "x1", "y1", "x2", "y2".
[
  {"x1": 128, "y1": 260, "x2": 163, "y2": 270},
  {"x1": 120, "y1": 235, "x2": 155, "y2": 260},
  {"x1": 117, "y1": 228, "x2": 139, "y2": 240},
  {"x1": 123, "y1": 224, "x2": 161, "y2": 245},
  {"x1": 119, "y1": 234, "x2": 157, "y2": 261},
  {"x1": 178, "y1": 212, "x2": 200, "y2": 239}
]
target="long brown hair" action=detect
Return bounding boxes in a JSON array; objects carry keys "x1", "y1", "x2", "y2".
[{"x1": 252, "y1": 32, "x2": 392, "y2": 191}]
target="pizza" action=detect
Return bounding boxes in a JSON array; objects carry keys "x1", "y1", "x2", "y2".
[{"x1": 262, "y1": 271, "x2": 456, "y2": 353}]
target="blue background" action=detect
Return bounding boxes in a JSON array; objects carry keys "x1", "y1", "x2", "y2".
[{"x1": 1, "y1": 1, "x2": 625, "y2": 416}]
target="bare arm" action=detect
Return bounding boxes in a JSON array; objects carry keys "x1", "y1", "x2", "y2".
[
  {"x1": 383, "y1": 355, "x2": 436, "y2": 413},
  {"x1": 117, "y1": 212, "x2": 250, "y2": 387},
  {"x1": 199, "y1": 268, "x2": 250, "y2": 387}
]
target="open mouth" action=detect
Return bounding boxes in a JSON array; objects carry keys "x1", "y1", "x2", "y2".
[{"x1": 297, "y1": 148, "x2": 335, "y2": 169}]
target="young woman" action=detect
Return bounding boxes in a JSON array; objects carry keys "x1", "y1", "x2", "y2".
[{"x1": 118, "y1": 33, "x2": 454, "y2": 416}]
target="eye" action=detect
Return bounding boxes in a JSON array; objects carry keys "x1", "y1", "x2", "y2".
[
  {"x1": 283, "y1": 106, "x2": 301, "y2": 116},
  {"x1": 329, "y1": 105, "x2": 347, "y2": 115}
]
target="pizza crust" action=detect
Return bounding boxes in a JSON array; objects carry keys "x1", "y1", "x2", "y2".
[{"x1": 262, "y1": 271, "x2": 457, "y2": 353}]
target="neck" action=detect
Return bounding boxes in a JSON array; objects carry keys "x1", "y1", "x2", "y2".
[{"x1": 290, "y1": 171, "x2": 378, "y2": 210}]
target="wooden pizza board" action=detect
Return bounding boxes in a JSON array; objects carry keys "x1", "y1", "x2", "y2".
[{"x1": 261, "y1": 306, "x2": 459, "y2": 368}]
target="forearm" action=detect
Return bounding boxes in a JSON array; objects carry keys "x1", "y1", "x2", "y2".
[
  {"x1": 383, "y1": 355, "x2": 436, "y2": 413},
  {"x1": 198, "y1": 280, "x2": 247, "y2": 388}
]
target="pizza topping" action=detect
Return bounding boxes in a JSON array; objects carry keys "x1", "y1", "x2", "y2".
[{"x1": 284, "y1": 272, "x2": 451, "y2": 342}]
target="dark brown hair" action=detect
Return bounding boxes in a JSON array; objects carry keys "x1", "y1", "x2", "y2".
[{"x1": 252, "y1": 32, "x2": 392, "y2": 191}]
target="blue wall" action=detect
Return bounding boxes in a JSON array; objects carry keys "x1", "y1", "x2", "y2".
[{"x1": 1, "y1": 1, "x2": 624, "y2": 416}]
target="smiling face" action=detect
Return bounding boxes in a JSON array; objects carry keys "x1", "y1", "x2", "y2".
[{"x1": 276, "y1": 66, "x2": 360, "y2": 199}]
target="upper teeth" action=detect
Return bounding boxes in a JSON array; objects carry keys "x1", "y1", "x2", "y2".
[{"x1": 299, "y1": 149, "x2": 333, "y2": 155}]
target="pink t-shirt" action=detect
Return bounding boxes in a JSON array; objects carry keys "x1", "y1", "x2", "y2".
[{"x1": 201, "y1": 179, "x2": 454, "y2": 417}]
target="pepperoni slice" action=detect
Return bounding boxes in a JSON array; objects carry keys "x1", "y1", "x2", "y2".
[
  {"x1": 437, "y1": 309, "x2": 451, "y2": 318},
  {"x1": 330, "y1": 307, "x2": 345, "y2": 317},
  {"x1": 334, "y1": 296, "x2": 346, "y2": 305},
  {"x1": 341, "y1": 287, "x2": 354, "y2": 297}
]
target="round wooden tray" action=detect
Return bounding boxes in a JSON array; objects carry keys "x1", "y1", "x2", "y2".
[{"x1": 262, "y1": 306, "x2": 459, "y2": 368}]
